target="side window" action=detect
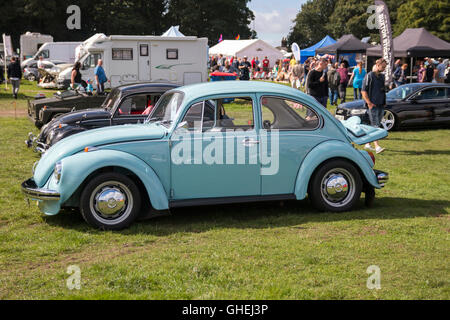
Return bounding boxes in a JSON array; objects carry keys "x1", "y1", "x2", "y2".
[
  {"x1": 117, "y1": 94, "x2": 154, "y2": 116},
  {"x1": 83, "y1": 53, "x2": 102, "y2": 69},
  {"x1": 216, "y1": 97, "x2": 254, "y2": 130},
  {"x1": 261, "y1": 96, "x2": 319, "y2": 130},
  {"x1": 179, "y1": 97, "x2": 254, "y2": 131},
  {"x1": 415, "y1": 88, "x2": 447, "y2": 100},
  {"x1": 41, "y1": 50, "x2": 49, "y2": 59}
]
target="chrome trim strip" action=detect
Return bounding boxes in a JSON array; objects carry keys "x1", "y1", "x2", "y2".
[
  {"x1": 374, "y1": 170, "x2": 389, "y2": 187},
  {"x1": 21, "y1": 178, "x2": 60, "y2": 201}
]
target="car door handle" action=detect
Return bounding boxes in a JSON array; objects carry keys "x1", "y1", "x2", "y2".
[{"x1": 242, "y1": 138, "x2": 259, "y2": 146}]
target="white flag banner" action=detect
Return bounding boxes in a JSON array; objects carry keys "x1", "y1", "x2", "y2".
[
  {"x1": 2, "y1": 34, "x2": 13, "y2": 57},
  {"x1": 291, "y1": 42, "x2": 300, "y2": 62},
  {"x1": 374, "y1": 0, "x2": 394, "y2": 86}
]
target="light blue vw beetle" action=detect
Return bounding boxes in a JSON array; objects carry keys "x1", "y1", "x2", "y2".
[{"x1": 22, "y1": 81, "x2": 389, "y2": 230}]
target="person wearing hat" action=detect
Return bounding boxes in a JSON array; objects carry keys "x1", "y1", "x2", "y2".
[{"x1": 238, "y1": 56, "x2": 251, "y2": 81}]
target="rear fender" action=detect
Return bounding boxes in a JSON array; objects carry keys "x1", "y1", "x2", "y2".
[{"x1": 294, "y1": 140, "x2": 380, "y2": 200}]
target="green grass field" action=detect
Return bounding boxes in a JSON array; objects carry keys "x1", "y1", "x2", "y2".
[{"x1": 0, "y1": 80, "x2": 448, "y2": 299}]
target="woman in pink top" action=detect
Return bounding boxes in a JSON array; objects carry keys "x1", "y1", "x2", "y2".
[{"x1": 337, "y1": 62, "x2": 349, "y2": 103}]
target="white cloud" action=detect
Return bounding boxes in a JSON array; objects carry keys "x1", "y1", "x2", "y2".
[{"x1": 253, "y1": 9, "x2": 296, "y2": 35}]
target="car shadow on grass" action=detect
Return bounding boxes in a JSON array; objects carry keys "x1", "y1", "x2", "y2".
[
  {"x1": 44, "y1": 197, "x2": 449, "y2": 235},
  {"x1": 387, "y1": 149, "x2": 450, "y2": 156}
]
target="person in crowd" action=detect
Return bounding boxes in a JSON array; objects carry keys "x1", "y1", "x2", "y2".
[
  {"x1": 271, "y1": 59, "x2": 280, "y2": 81},
  {"x1": 425, "y1": 59, "x2": 435, "y2": 82},
  {"x1": 230, "y1": 56, "x2": 239, "y2": 74},
  {"x1": 327, "y1": 62, "x2": 340, "y2": 106},
  {"x1": 86, "y1": 79, "x2": 94, "y2": 95},
  {"x1": 70, "y1": 61, "x2": 86, "y2": 89},
  {"x1": 337, "y1": 62, "x2": 349, "y2": 103},
  {"x1": 262, "y1": 56, "x2": 270, "y2": 74},
  {"x1": 306, "y1": 58, "x2": 329, "y2": 108},
  {"x1": 223, "y1": 61, "x2": 231, "y2": 73},
  {"x1": 94, "y1": 59, "x2": 107, "y2": 94},
  {"x1": 393, "y1": 59, "x2": 401, "y2": 72},
  {"x1": 417, "y1": 62, "x2": 426, "y2": 83},
  {"x1": 302, "y1": 59, "x2": 310, "y2": 86},
  {"x1": 291, "y1": 61, "x2": 304, "y2": 89},
  {"x1": 394, "y1": 63, "x2": 408, "y2": 87},
  {"x1": 361, "y1": 58, "x2": 387, "y2": 154},
  {"x1": 348, "y1": 60, "x2": 366, "y2": 100},
  {"x1": 37, "y1": 56, "x2": 45, "y2": 69},
  {"x1": 7, "y1": 56, "x2": 22, "y2": 99},
  {"x1": 255, "y1": 56, "x2": 260, "y2": 72},
  {"x1": 239, "y1": 56, "x2": 251, "y2": 81},
  {"x1": 435, "y1": 58, "x2": 447, "y2": 83}
]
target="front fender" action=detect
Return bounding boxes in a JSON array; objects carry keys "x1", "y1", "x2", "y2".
[
  {"x1": 294, "y1": 140, "x2": 380, "y2": 200},
  {"x1": 51, "y1": 126, "x2": 87, "y2": 146},
  {"x1": 57, "y1": 149, "x2": 169, "y2": 210}
]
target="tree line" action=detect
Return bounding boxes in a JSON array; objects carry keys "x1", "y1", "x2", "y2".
[
  {"x1": 288, "y1": 0, "x2": 450, "y2": 48},
  {"x1": 1, "y1": 0, "x2": 255, "y2": 50}
]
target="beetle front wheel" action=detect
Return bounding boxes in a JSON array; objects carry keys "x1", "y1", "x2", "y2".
[
  {"x1": 309, "y1": 160, "x2": 362, "y2": 212},
  {"x1": 80, "y1": 172, "x2": 141, "y2": 230}
]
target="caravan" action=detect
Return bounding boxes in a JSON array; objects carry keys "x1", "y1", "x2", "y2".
[
  {"x1": 20, "y1": 32, "x2": 53, "y2": 62},
  {"x1": 57, "y1": 33, "x2": 208, "y2": 89},
  {"x1": 21, "y1": 42, "x2": 81, "y2": 69}
]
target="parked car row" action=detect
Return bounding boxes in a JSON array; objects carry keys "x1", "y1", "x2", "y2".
[{"x1": 22, "y1": 81, "x2": 389, "y2": 230}]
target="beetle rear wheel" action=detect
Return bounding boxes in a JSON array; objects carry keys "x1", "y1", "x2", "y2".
[
  {"x1": 309, "y1": 160, "x2": 362, "y2": 212},
  {"x1": 80, "y1": 172, "x2": 141, "y2": 230}
]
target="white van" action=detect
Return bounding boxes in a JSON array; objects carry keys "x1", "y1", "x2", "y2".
[
  {"x1": 20, "y1": 32, "x2": 53, "y2": 62},
  {"x1": 21, "y1": 42, "x2": 81, "y2": 69},
  {"x1": 57, "y1": 33, "x2": 208, "y2": 89}
]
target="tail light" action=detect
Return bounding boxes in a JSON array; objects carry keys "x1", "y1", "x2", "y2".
[{"x1": 368, "y1": 151, "x2": 375, "y2": 165}]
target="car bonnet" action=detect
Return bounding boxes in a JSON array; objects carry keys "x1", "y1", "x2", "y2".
[{"x1": 33, "y1": 123, "x2": 167, "y2": 187}]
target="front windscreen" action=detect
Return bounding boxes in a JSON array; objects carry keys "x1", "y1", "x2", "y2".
[
  {"x1": 146, "y1": 92, "x2": 184, "y2": 126},
  {"x1": 102, "y1": 88, "x2": 121, "y2": 109},
  {"x1": 387, "y1": 84, "x2": 421, "y2": 100}
]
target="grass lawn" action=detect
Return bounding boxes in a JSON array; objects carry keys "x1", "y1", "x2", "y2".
[{"x1": 0, "y1": 80, "x2": 448, "y2": 299}]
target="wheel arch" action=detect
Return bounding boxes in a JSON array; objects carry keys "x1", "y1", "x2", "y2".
[
  {"x1": 294, "y1": 140, "x2": 380, "y2": 200},
  {"x1": 58, "y1": 149, "x2": 169, "y2": 211}
]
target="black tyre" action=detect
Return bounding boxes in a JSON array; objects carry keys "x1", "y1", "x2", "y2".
[
  {"x1": 309, "y1": 160, "x2": 362, "y2": 212},
  {"x1": 80, "y1": 172, "x2": 141, "y2": 230}
]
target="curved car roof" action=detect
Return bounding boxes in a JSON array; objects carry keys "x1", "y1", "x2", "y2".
[
  {"x1": 175, "y1": 81, "x2": 318, "y2": 105},
  {"x1": 116, "y1": 82, "x2": 179, "y2": 94}
]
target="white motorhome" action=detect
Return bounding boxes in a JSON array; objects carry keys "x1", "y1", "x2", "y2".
[
  {"x1": 20, "y1": 32, "x2": 53, "y2": 62},
  {"x1": 21, "y1": 42, "x2": 81, "y2": 69},
  {"x1": 57, "y1": 33, "x2": 208, "y2": 89}
]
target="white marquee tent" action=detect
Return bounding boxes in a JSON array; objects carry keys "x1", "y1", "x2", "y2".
[{"x1": 209, "y1": 39, "x2": 283, "y2": 68}]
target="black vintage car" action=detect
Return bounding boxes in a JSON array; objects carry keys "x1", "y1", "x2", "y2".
[
  {"x1": 335, "y1": 83, "x2": 450, "y2": 131},
  {"x1": 26, "y1": 82, "x2": 178, "y2": 153},
  {"x1": 27, "y1": 89, "x2": 107, "y2": 128}
]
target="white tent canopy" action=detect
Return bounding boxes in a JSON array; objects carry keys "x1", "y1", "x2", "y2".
[
  {"x1": 209, "y1": 39, "x2": 283, "y2": 68},
  {"x1": 162, "y1": 26, "x2": 185, "y2": 37}
]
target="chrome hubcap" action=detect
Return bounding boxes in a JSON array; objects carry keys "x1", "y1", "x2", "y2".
[
  {"x1": 95, "y1": 187, "x2": 126, "y2": 216},
  {"x1": 381, "y1": 110, "x2": 395, "y2": 130},
  {"x1": 89, "y1": 181, "x2": 133, "y2": 224},
  {"x1": 321, "y1": 168, "x2": 355, "y2": 207}
]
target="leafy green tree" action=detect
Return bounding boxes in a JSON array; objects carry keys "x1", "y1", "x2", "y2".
[
  {"x1": 287, "y1": 0, "x2": 337, "y2": 48},
  {"x1": 395, "y1": 0, "x2": 450, "y2": 41},
  {"x1": 165, "y1": 0, "x2": 255, "y2": 45}
]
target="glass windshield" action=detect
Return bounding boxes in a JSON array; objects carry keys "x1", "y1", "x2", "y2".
[
  {"x1": 387, "y1": 84, "x2": 421, "y2": 100},
  {"x1": 146, "y1": 92, "x2": 184, "y2": 125},
  {"x1": 102, "y1": 88, "x2": 121, "y2": 109}
]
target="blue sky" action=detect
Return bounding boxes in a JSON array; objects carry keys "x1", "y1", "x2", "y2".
[{"x1": 247, "y1": 0, "x2": 308, "y2": 47}]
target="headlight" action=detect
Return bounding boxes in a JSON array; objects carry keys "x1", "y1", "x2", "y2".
[
  {"x1": 350, "y1": 109, "x2": 367, "y2": 115},
  {"x1": 54, "y1": 161, "x2": 62, "y2": 183}
]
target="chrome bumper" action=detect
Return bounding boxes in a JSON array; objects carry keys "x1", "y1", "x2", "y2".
[
  {"x1": 25, "y1": 132, "x2": 47, "y2": 154},
  {"x1": 21, "y1": 178, "x2": 60, "y2": 201},
  {"x1": 374, "y1": 170, "x2": 389, "y2": 187}
]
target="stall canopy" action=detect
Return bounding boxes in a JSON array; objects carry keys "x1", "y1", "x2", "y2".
[
  {"x1": 300, "y1": 35, "x2": 336, "y2": 63},
  {"x1": 367, "y1": 28, "x2": 450, "y2": 57},
  {"x1": 316, "y1": 34, "x2": 373, "y2": 55},
  {"x1": 209, "y1": 39, "x2": 283, "y2": 67}
]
